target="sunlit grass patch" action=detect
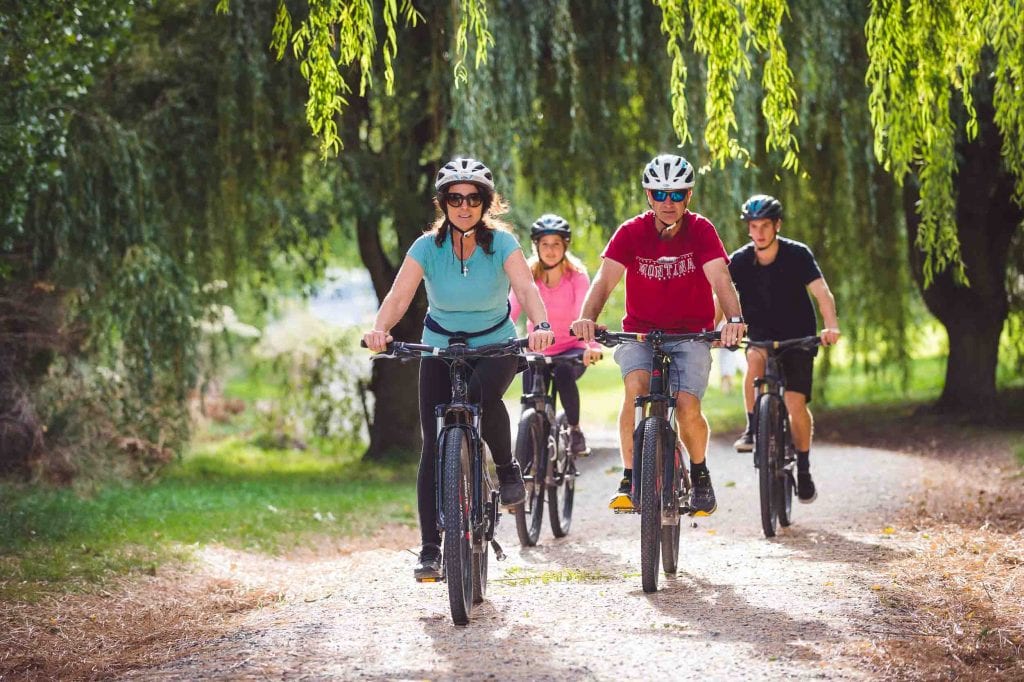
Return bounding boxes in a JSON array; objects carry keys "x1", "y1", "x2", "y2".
[
  {"x1": 496, "y1": 566, "x2": 615, "y2": 586},
  {"x1": 0, "y1": 438, "x2": 415, "y2": 602}
]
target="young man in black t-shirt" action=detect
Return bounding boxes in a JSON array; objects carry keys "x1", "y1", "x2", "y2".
[{"x1": 727, "y1": 195, "x2": 840, "y2": 502}]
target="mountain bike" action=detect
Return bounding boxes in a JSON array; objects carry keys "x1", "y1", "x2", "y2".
[
  {"x1": 743, "y1": 336, "x2": 822, "y2": 538},
  {"x1": 514, "y1": 353, "x2": 590, "y2": 546},
  {"x1": 591, "y1": 329, "x2": 720, "y2": 593},
  {"x1": 365, "y1": 336, "x2": 528, "y2": 625}
]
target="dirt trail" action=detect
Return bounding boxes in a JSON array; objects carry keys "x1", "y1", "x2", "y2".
[{"x1": 123, "y1": 436, "x2": 937, "y2": 680}]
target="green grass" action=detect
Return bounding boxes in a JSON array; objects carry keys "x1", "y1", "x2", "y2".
[{"x1": 0, "y1": 438, "x2": 416, "y2": 602}]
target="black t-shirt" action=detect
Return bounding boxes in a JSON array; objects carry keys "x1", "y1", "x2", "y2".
[{"x1": 728, "y1": 237, "x2": 823, "y2": 341}]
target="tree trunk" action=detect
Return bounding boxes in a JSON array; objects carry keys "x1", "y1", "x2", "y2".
[
  {"x1": 904, "y1": 79, "x2": 1022, "y2": 419},
  {"x1": 348, "y1": 4, "x2": 454, "y2": 461}
]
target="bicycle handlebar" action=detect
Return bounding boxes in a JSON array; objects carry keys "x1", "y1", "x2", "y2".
[
  {"x1": 743, "y1": 335, "x2": 822, "y2": 352},
  {"x1": 585, "y1": 329, "x2": 721, "y2": 348},
  {"x1": 522, "y1": 352, "x2": 592, "y2": 366},
  {"x1": 361, "y1": 336, "x2": 530, "y2": 359}
]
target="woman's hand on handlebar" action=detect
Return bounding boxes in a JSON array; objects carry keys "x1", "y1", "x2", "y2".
[
  {"x1": 362, "y1": 329, "x2": 393, "y2": 353},
  {"x1": 527, "y1": 327, "x2": 555, "y2": 353},
  {"x1": 583, "y1": 347, "x2": 602, "y2": 366}
]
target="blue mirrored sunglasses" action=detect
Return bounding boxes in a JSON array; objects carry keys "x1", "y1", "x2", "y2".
[{"x1": 651, "y1": 189, "x2": 688, "y2": 202}]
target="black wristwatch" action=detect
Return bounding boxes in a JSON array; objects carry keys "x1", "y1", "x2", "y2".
[
  {"x1": 727, "y1": 316, "x2": 745, "y2": 324},
  {"x1": 536, "y1": 321, "x2": 552, "y2": 331}
]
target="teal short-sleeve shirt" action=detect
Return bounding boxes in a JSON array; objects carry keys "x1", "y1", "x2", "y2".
[{"x1": 408, "y1": 229, "x2": 519, "y2": 348}]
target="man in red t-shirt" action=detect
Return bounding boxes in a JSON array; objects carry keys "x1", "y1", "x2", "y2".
[{"x1": 571, "y1": 154, "x2": 745, "y2": 515}]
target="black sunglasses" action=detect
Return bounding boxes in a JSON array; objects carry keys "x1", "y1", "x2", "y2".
[
  {"x1": 444, "y1": 192, "x2": 484, "y2": 208},
  {"x1": 651, "y1": 189, "x2": 688, "y2": 202}
]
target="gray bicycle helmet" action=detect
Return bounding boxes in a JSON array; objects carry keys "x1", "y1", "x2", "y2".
[
  {"x1": 530, "y1": 214, "x2": 571, "y2": 242},
  {"x1": 435, "y1": 157, "x2": 495, "y2": 193},
  {"x1": 740, "y1": 194, "x2": 783, "y2": 221},
  {"x1": 641, "y1": 154, "x2": 695, "y2": 190}
]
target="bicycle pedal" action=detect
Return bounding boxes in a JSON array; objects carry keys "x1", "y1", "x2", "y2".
[
  {"x1": 490, "y1": 539, "x2": 506, "y2": 561},
  {"x1": 573, "y1": 448, "x2": 592, "y2": 458},
  {"x1": 415, "y1": 576, "x2": 443, "y2": 583}
]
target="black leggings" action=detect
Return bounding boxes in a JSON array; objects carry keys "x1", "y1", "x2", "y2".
[
  {"x1": 520, "y1": 350, "x2": 586, "y2": 425},
  {"x1": 417, "y1": 355, "x2": 520, "y2": 546}
]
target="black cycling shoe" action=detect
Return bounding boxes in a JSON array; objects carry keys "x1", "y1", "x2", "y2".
[
  {"x1": 733, "y1": 430, "x2": 754, "y2": 453},
  {"x1": 797, "y1": 472, "x2": 818, "y2": 503},
  {"x1": 689, "y1": 470, "x2": 718, "y2": 516},
  {"x1": 496, "y1": 462, "x2": 526, "y2": 507},
  {"x1": 413, "y1": 543, "x2": 442, "y2": 582}
]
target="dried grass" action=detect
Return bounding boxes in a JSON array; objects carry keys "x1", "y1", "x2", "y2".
[
  {"x1": 0, "y1": 568, "x2": 280, "y2": 681},
  {"x1": 859, "y1": 437, "x2": 1024, "y2": 679},
  {"x1": 0, "y1": 524, "x2": 417, "y2": 680}
]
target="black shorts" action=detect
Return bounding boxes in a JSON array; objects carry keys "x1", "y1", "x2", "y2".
[{"x1": 777, "y1": 349, "x2": 814, "y2": 402}]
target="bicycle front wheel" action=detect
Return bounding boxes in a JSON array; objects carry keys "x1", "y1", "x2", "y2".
[
  {"x1": 514, "y1": 410, "x2": 546, "y2": 546},
  {"x1": 756, "y1": 396, "x2": 782, "y2": 538},
  {"x1": 548, "y1": 412, "x2": 575, "y2": 538},
  {"x1": 639, "y1": 418, "x2": 663, "y2": 593},
  {"x1": 442, "y1": 428, "x2": 474, "y2": 625}
]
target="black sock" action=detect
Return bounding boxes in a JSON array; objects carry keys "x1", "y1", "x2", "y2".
[
  {"x1": 796, "y1": 450, "x2": 810, "y2": 473},
  {"x1": 691, "y1": 460, "x2": 708, "y2": 476},
  {"x1": 623, "y1": 468, "x2": 632, "y2": 480},
  {"x1": 746, "y1": 412, "x2": 754, "y2": 433}
]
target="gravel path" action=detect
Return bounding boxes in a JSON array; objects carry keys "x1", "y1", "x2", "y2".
[{"x1": 126, "y1": 435, "x2": 935, "y2": 681}]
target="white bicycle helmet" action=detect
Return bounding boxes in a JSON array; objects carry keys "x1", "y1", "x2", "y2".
[
  {"x1": 435, "y1": 157, "x2": 495, "y2": 192},
  {"x1": 641, "y1": 154, "x2": 695, "y2": 190}
]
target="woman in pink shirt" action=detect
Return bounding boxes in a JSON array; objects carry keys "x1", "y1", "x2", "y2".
[{"x1": 510, "y1": 214, "x2": 602, "y2": 454}]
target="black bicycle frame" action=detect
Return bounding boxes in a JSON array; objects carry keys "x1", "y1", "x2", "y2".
[
  {"x1": 593, "y1": 329, "x2": 720, "y2": 515},
  {"x1": 748, "y1": 336, "x2": 823, "y2": 460},
  {"x1": 365, "y1": 336, "x2": 527, "y2": 553}
]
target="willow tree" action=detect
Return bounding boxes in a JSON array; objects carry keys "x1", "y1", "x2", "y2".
[
  {"x1": 264, "y1": 0, "x2": 1022, "y2": 430},
  {"x1": 1, "y1": 0, "x2": 325, "y2": 476},
  {"x1": 865, "y1": 0, "x2": 1023, "y2": 415}
]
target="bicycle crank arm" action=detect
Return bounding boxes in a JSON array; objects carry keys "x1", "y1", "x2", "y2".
[{"x1": 490, "y1": 539, "x2": 507, "y2": 561}]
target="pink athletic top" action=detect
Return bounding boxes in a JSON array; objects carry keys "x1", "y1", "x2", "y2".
[{"x1": 510, "y1": 268, "x2": 599, "y2": 356}]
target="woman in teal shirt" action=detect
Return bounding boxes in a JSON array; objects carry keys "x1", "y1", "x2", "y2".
[{"x1": 363, "y1": 157, "x2": 554, "y2": 580}]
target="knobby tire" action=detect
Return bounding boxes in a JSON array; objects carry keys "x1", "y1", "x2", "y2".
[
  {"x1": 514, "y1": 410, "x2": 545, "y2": 546},
  {"x1": 548, "y1": 413, "x2": 574, "y2": 538},
  {"x1": 443, "y1": 428, "x2": 474, "y2": 625},
  {"x1": 757, "y1": 396, "x2": 781, "y2": 538},
  {"x1": 639, "y1": 418, "x2": 663, "y2": 593}
]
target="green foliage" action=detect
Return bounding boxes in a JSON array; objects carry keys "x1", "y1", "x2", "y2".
[
  {"x1": 866, "y1": 0, "x2": 1024, "y2": 285},
  {"x1": 2, "y1": 0, "x2": 335, "y2": 476},
  {"x1": 218, "y1": 0, "x2": 422, "y2": 158},
  {"x1": 0, "y1": 1, "x2": 135, "y2": 238}
]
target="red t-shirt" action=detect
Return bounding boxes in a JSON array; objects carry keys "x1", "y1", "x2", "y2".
[{"x1": 602, "y1": 210, "x2": 728, "y2": 333}]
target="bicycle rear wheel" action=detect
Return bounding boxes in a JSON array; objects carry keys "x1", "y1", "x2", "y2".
[
  {"x1": 777, "y1": 441, "x2": 794, "y2": 527},
  {"x1": 639, "y1": 418, "x2": 663, "y2": 593},
  {"x1": 472, "y1": 543, "x2": 488, "y2": 604},
  {"x1": 661, "y1": 434, "x2": 682, "y2": 575},
  {"x1": 756, "y1": 395, "x2": 782, "y2": 538},
  {"x1": 442, "y1": 428, "x2": 474, "y2": 625},
  {"x1": 548, "y1": 412, "x2": 575, "y2": 538},
  {"x1": 514, "y1": 410, "x2": 546, "y2": 546}
]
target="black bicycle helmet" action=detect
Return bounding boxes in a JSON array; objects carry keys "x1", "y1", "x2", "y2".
[
  {"x1": 740, "y1": 194, "x2": 783, "y2": 221},
  {"x1": 530, "y1": 214, "x2": 571, "y2": 242}
]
